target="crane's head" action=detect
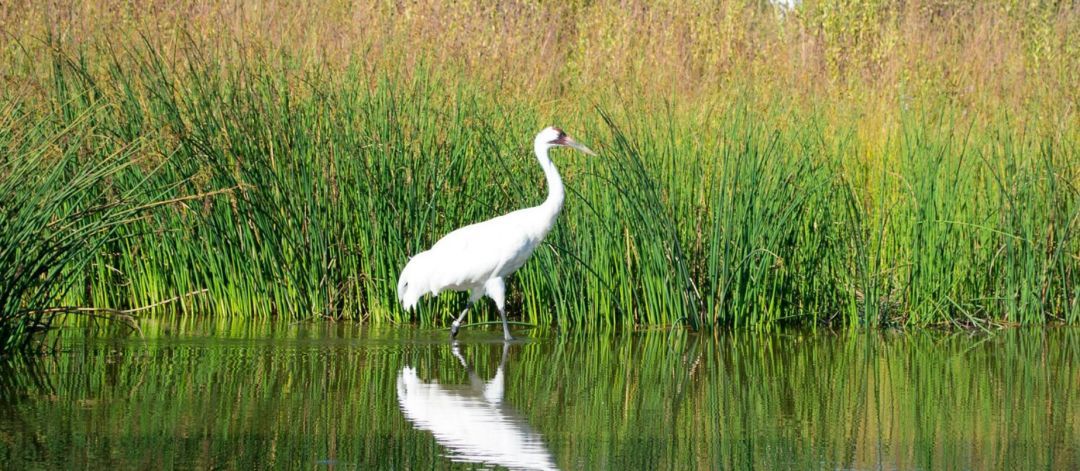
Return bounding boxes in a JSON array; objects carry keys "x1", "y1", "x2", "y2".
[{"x1": 535, "y1": 126, "x2": 596, "y2": 156}]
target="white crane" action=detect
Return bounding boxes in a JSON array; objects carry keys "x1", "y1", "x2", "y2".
[{"x1": 397, "y1": 127, "x2": 595, "y2": 341}]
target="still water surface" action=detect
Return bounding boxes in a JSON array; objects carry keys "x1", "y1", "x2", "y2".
[{"x1": 1, "y1": 321, "x2": 1077, "y2": 469}]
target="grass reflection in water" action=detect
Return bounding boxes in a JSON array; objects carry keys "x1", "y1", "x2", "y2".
[{"x1": 0, "y1": 324, "x2": 1076, "y2": 469}]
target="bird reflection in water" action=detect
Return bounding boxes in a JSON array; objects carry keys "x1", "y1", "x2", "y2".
[{"x1": 396, "y1": 342, "x2": 558, "y2": 471}]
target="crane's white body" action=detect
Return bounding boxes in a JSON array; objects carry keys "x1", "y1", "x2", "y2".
[
  {"x1": 395, "y1": 173, "x2": 562, "y2": 309},
  {"x1": 397, "y1": 127, "x2": 592, "y2": 340}
]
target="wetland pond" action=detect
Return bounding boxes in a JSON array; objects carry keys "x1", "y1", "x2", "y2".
[{"x1": 1, "y1": 321, "x2": 1077, "y2": 469}]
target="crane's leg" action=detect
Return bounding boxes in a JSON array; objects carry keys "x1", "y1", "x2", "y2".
[
  {"x1": 450, "y1": 289, "x2": 483, "y2": 339},
  {"x1": 484, "y1": 278, "x2": 514, "y2": 341},
  {"x1": 450, "y1": 342, "x2": 484, "y2": 390}
]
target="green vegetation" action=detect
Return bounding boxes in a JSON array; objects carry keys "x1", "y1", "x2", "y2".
[
  {"x1": 1, "y1": 1, "x2": 1077, "y2": 351},
  {"x1": 0, "y1": 101, "x2": 148, "y2": 353}
]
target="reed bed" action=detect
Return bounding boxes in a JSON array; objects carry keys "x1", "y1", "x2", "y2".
[
  {"x1": 0, "y1": 98, "x2": 151, "y2": 352},
  {"x1": 0, "y1": 1, "x2": 1077, "y2": 352}
]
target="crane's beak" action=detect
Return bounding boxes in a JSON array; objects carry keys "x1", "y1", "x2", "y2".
[{"x1": 561, "y1": 135, "x2": 597, "y2": 156}]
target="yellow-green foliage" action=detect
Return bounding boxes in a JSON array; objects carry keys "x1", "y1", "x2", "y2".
[{"x1": 0, "y1": 1, "x2": 1076, "y2": 340}]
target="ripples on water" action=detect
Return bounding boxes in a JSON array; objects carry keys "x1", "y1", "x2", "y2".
[{"x1": 0, "y1": 321, "x2": 1077, "y2": 469}]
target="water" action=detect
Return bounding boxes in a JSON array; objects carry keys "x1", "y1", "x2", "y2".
[{"x1": 1, "y1": 321, "x2": 1077, "y2": 469}]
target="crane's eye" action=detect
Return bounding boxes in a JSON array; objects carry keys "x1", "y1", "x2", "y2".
[{"x1": 550, "y1": 130, "x2": 566, "y2": 145}]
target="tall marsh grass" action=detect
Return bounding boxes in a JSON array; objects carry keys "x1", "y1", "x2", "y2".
[
  {"x1": 0, "y1": 98, "x2": 146, "y2": 352},
  {"x1": 0, "y1": 1, "x2": 1077, "y2": 351}
]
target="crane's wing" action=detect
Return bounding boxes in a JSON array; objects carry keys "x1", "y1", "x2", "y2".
[{"x1": 426, "y1": 214, "x2": 534, "y2": 285}]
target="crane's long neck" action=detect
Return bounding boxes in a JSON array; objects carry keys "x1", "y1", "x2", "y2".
[{"x1": 535, "y1": 143, "x2": 564, "y2": 219}]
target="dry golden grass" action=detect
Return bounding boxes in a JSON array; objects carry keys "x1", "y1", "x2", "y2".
[{"x1": 2, "y1": 1, "x2": 1075, "y2": 117}]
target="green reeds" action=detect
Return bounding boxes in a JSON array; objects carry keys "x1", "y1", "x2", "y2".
[
  {"x1": 0, "y1": 97, "x2": 147, "y2": 353},
  {"x1": 1, "y1": 41, "x2": 1077, "y2": 342}
]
